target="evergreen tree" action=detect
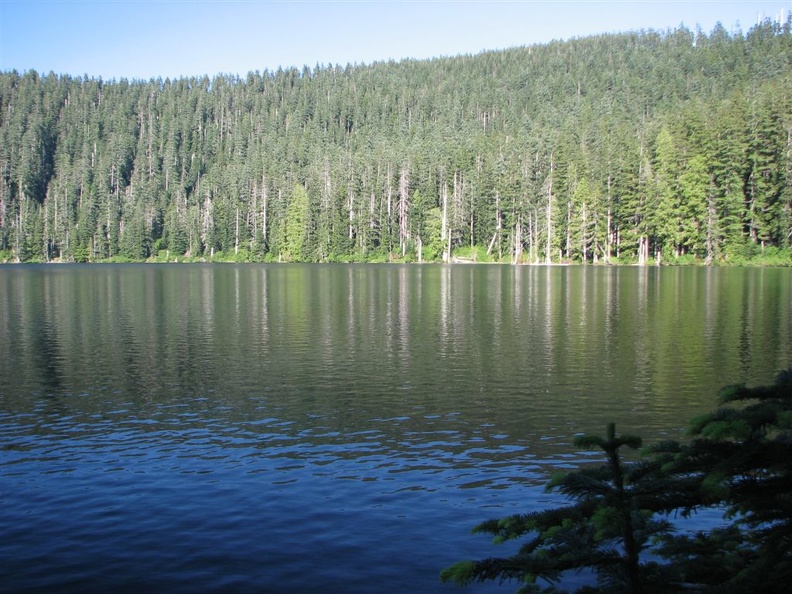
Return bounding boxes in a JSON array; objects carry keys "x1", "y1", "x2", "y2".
[
  {"x1": 282, "y1": 183, "x2": 311, "y2": 261},
  {"x1": 0, "y1": 20, "x2": 790, "y2": 263},
  {"x1": 654, "y1": 369, "x2": 792, "y2": 592},
  {"x1": 441, "y1": 424, "x2": 675, "y2": 593},
  {"x1": 442, "y1": 370, "x2": 792, "y2": 593}
]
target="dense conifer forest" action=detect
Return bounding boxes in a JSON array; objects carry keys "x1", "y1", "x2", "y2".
[{"x1": 1, "y1": 19, "x2": 791, "y2": 264}]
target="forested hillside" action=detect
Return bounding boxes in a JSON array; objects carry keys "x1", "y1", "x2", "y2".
[{"x1": 1, "y1": 20, "x2": 791, "y2": 264}]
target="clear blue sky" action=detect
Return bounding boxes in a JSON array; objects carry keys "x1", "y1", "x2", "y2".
[{"x1": 1, "y1": 1, "x2": 789, "y2": 80}]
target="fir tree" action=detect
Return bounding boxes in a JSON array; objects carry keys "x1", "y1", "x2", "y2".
[
  {"x1": 441, "y1": 424, "x2": 675, "y2": 593},
  {"x1": 442, "y1": 371, "x2": 792, "y2": 593},
  {"x1": 654, "y1": 369, "x2": 792, "y2": 592}
]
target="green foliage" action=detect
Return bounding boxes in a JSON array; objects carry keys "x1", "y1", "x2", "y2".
[
  {"x1": 452, "y1": 244, "x2": 494, "y2": 263},
  {"x1": 444, "y1": 371, "x2": 792, "y2": 592},
  {"x1": 743, "y1": 245, "x2": 792, "y2": 267},
  {"x1": 1, "y1": 21, "x2": 791, "y2": 264},
  {"x1": 71, "y1": 242, "x2": 90, "y2": 263},
  {"x1": 654, "y1": 526, "x2": 754, "y2": 591},
  {"x1": 441, "y1": 424, "x2": 675, "y2": 593},
  {"x1": 281, "y1": 184, "x2": 311, "y2": 262},
  {"x1": 647, "y1": 369, "x2": 792, "y2": 592}
]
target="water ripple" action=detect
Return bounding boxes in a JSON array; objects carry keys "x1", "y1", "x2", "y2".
[{"x1": 2, "y1": 264, "x2": 789, "y2": 593}]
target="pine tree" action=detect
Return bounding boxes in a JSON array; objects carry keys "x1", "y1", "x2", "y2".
[
  {"x1": 1, "y1": 21, "x2": 791, "y2": 263},
  {"x1": 656, "y1": 369, "x2": 792, "y2": 592},
  {"x1": 442, "y1": 371, "x2": 792, "y2": 593},
  {"x1": 282, "y1": 183, "x2": 311, "y2": 261},
  {"x1": 441, "y1": 424, "x2": 675, "y2": 593}
]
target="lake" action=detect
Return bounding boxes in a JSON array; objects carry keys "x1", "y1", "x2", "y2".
[{"x1": 1, "y1": 263, "x2": 790, "y2": 593}]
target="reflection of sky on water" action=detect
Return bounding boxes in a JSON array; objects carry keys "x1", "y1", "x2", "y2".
[{"x1": 1, "y1": 263, "x2": 790, "y2": 592}]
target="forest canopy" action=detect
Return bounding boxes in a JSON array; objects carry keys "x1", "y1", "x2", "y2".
[{"x1": 1, "y1": 19, "x2": 791, "y2": 264}]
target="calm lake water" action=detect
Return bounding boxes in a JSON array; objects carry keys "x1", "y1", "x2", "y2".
[{"x1": 1, "y1": 264, "x2": 790, "y2": 593}]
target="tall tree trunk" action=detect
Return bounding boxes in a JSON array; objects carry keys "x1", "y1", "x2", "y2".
[
  {"x1": 513, "y1": 213, "x2": 522, "y2": 264},
  {"x1": 348, "y1": 186, "x2": 355, "y2": 241},
  {"x1": 234, "y1": 207, "x2": 239, "y2": 255},
  {"x1": 262, "y1": 175, "x2": 268, "y2": 251},
  {"x1": 606, "y1": 175, "x2": 613, "y2": 263},
  {"x1": 582, "y1": 201, "x2": 588, "y2": 263},
  {"x1": 386, "y1": 162, "x2": 393, "y2": 254},
  {"x1": 487, "y1": 191, "x2": 501, "y2": 257},
  {"x1": 398, "y1": 163, "x2": 409, "y2": 257},
  {"x1": 545, "y1": 156, "x2": 554, "y2": 265},
  {"x1": 441, "y1": 182, "x2": 448, "y2": 261}
]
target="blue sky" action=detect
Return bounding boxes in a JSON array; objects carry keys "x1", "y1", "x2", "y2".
[{"x1": 1, "y1": 1, "x2": 789, "y2": 80}]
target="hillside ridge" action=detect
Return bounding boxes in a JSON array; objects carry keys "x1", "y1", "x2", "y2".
[{"x1": 1, "y1": 19, "x2": 790, "y2": 264}]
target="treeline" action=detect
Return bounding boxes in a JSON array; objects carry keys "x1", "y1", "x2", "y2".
[{"x1": 1, "y1": 20, "x2": 791, "y2": 264}]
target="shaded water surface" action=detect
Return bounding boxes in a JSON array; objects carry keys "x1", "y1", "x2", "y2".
[{"x1": 1, "y1": 264, "x2": 790, "y2": 592}]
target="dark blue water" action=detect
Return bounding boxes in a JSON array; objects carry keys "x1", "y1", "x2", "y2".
[{"x1": 1, "y1": 264, "x2": 790, "y2": 592}]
